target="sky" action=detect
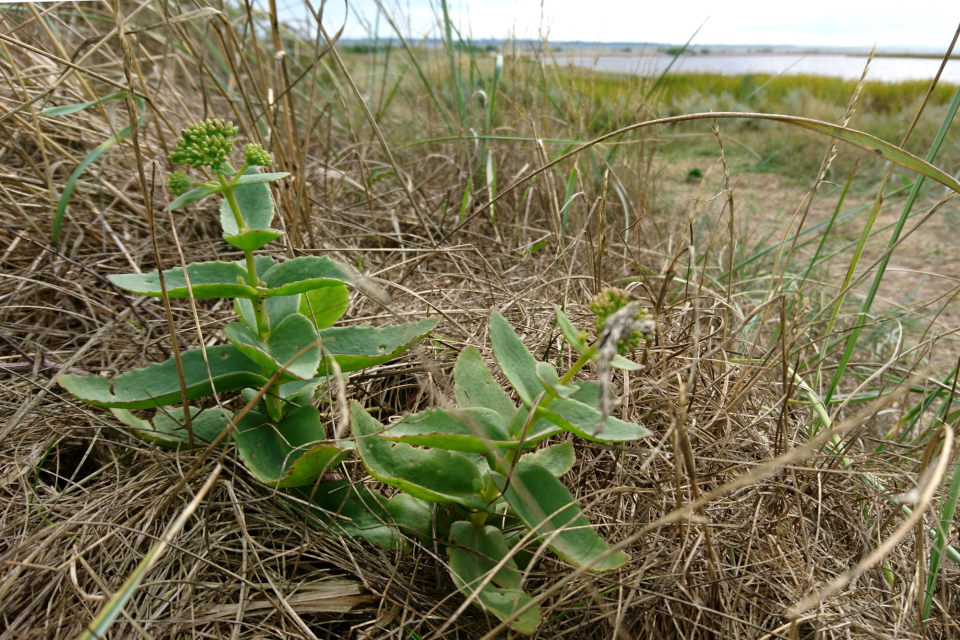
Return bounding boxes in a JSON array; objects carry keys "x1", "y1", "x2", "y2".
[{"x1": 293, "y1": 0, "x2": 960, "y2": 50}]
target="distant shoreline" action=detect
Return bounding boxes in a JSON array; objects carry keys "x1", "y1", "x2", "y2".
[{"x1": 543, "y1": 50, "x2": 960, "y2": 60}]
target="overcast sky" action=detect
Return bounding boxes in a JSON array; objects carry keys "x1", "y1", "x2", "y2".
[{"x1": 298, "y1": 0, "x2": 959, "y2": 49}]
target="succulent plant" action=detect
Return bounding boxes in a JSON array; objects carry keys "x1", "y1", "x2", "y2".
[{"x1": 59, "y1": 120, "x2": 437, "y2": 490}]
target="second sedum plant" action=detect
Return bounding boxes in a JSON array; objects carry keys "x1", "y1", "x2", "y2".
[
  {"x1": 340, "y1": 296, "x2": 654, "y2": 633},
  {"x1": 60, "y1": 119, "x2": 437, "y2": 489}
]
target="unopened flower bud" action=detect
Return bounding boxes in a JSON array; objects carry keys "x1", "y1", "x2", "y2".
[
  {"x1": 244, "y1": 143, "x2": 272, "y2": 167},
  {"x1": 590, "y1": 288, "x2": 652, "y2": 355},
  {"x1": 169, "y1": 118, "x2": 239, "y2": 169},
  {"x1": 168, "y1": 171, "x2": 191, "y2": 196}
]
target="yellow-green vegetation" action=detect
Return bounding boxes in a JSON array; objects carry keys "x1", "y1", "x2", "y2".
[{"x1": 1, "y1": 2, "x2": 959, "y2": 639}]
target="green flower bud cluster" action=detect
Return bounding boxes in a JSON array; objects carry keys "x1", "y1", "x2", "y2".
[
  {"x1": 244, "y1": 144, "x2": 272, "y2": 167},
  {"x1": 168, "y1": 171, "x2": 191, "y2": 197},
  {"x1": 590, "y1": 288, "x2": 653, "y2": 355},
  {"x1": 169, "y1": 118, "x2": 239, "y2": 169}
]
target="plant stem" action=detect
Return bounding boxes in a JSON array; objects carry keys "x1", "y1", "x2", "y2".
[
  {"x1": 218, "y1": 174, "x2": 247, "y2": 233},
  {"x1": 559, "y1": 346, "x2": 595, "y2": 385},
  {"x1": 218, "y1": 172, "x2": 277, "y2": 417}
]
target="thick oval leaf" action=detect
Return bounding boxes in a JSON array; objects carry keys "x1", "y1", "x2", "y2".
[
  {"x1": 555, "y1": 307, "x2": 587, "y2": 352},
  {"x1": 169, "y1": 184, "x2": 219, "y2": 211},
  {"x1": 454, "y1": 346, "x2": 516, "y2": 424},
  {"x1": 232, "y1": 171, "x2": 290, "y2": 186},
  {"x1": 519, "y1": 441, "x2": 576, "y2": 478},
  {"x1": 385, "y1": 493, "x2": 434, "y2": 546},
  {"x1": 237, "y1": 294, "x2": 303, "y2": 333},
  {"x1": 535, "y1": 362, "x2": 579, "y2": 399},
  {"x1": 509, "y1": 406, "x2": 561, "y2": 443},
  {"x1": 300, "y1": 285, "x2": 349, "y2": 330},
  {"x1": 109, "y1": 261, "x2": 256, "y2": 299},
  {"x1": 253, "y1": 255, "x2": 279, "y2": 274},
  {"x1": 223, "y1": 228, "x2": 284, "y2": 251},
  {"x1": 233, "y1": 405, "x2": 347, "y2": 488},
  {"x1": 59, "y1": 345, "x2": 266, "y2": 409},
  {"x1": 448, "y1": 521, "x2": 540, "y2": 634},
  {"x1": 568, "y1": 380, "x2": 600, "y2": 409},
  {"x1": 224, "y1": 313, "x2": 320, "y2": 382},
  {"x1": 220, "y1": 168, "x2": 282, "y2": 250},
  {"x1": 489, "y1": 312, "x2": 540, "y2": 406},
  {"x1": 536, "y1": 397, "x2": 651, "y2": 443},
  {"x1": 318, "y1": 318, "x2": 439, "y2": 374},
  {"x1": 265, "y1": 293, "x2": 302, "y2": 328},
  {"x1": 261, "y1": 256, "x2": 355, "y2": 297},
  {"x1": 110, "y1": 406, "x2": 231, "y2": 448},
  {"x1": 491, "y1": 462, "x2": 628, "y2": 572},
  {"x1": 350, "y1": 402, "x2": 487, "y2": 509},
  {"x1": 291, "y1": 480, "x2": 401, "y2": 550},
  {"x1": 280, "y1": 377, "x2": 328, "y2": 414},
  {"x1": 381, "y1": 407, "x2": 514, "y2": 453}
]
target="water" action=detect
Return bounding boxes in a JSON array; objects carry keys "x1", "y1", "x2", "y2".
[{"x1": 553, "y1": 53, "x2": 960, "y2": 84}]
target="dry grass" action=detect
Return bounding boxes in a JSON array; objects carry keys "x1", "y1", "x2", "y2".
[{"x1": 1, "y1": 2, "x2": 959, "y2": 639}]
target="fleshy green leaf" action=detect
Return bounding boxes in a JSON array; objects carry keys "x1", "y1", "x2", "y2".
[
  {"x1": 491, "y1": 462, "x2": 628, "y2": 572},
  {"x1": 223, "y1": 228, "x2": 284, "y2": 251},
  {"x1": 261, "y1": 256, "x2": 355, "y2": 297},
  {"x1": 300, "y1": 285, "x2": 349, "y2": 330},
  {"x1": 555, "y1": 307, "x2": 587, "y2": 352},
  {"x1": 109, "y1": 261, "x2": 256, "y2": 299},
  {"x1": 169, "y1": 185, "x2": 219, "y2": 211},
  {"x1": 568, "y1": 380, "x2": 601, "y2": 409},
  {"x1": 233, "y1": 405, "x2": 347, "y2": 488},
  {"x1": 110, "y1": 406, "x2": 231, "y2": 448},
  {"x1": 489, "y1": 312, "x2": 541, "y2": 406},
  {"x1": 224, "y1": 313, "x2": 320, "y2": 382},
  {"x1": 280, "y1": 377, "x2": 328, "y2": 413},
  {"x1": 350, "y1": 402, "x2": 487, "y2": 509},
  {"x1": 385, "y1": 493, "x2": 434, "y2": 546},
  {"x1": 509, "y1": 405, "x2": 562, "y2": 443},
  {"x1": 220, "y1": 168, "x2": 283, "y2": 251},
  {"x1": 264, "y1": 293, "x2": 302, "y2": 328},
  {"x1": 535, "y1": 362, "x2": 579, "y2": 399},
  {"x1": 447, "y1": 521, "x2": 540, "y2": 634},
  {"x1": 318, "y1": 318, "x2": 439, "y2": 374},
  {"x1": 519, "y1": 441, "x2": 575, "y2": 477},
  {"x1": 380, "y1": 407, "x2": 515, "y2": 453},
  {"x1": 232, "y1": 171, "x2": 290, "y2": 186},
  {"x1": 454, "y1": 346, "x2": 516, "y2": 424},
  {"x1": 536, "y1": 397, "x2": 651, "y2": 443},
  {"x1": 611, "y1": 354, "x2": 643, "y2": 371},
  {"x1": 291, "y1": 480, "x2": 401, "y2": 550},
  {"x1": 59, "y1": 345, "x2": 265, "y2": 409}
]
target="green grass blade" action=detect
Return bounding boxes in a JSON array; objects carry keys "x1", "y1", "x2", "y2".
[
  {"x1": 440, "y1": 0, "x2": 465, "y2": 125},
  {"x1": 923, "y1": 451, "x2": 960, "y2": 621},
  {"x1": 799, "y1": 163, "x2": 857, "y2": 288},
  {"x1": 375, "y1": 3, "x2": 455, "y2": 135},
  {"x1": 824, "y1": 84, "x2": 960, "y2": 407},
  {"x1": 560, "y1": 162, "x2": 578, "y2": 242},
  {"x1": 40, "y1": 90, "x2": 127, "y2": 116},
  {"x1": 52, "y1": 96, "x2": 146, "y2": 245},
  {"x1": 644, "y1": 20, "x2": 706, "y2": 102},
  {"x1": 78, "y1": 466, "x2": 222, "y2": 640}
]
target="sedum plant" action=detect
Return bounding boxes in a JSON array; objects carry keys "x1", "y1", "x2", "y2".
[
  {"x1": 58, "y1": 119, "x2": 437, "y2": 490},
  {"x1": 343, "y1": 296, "x2": 653, "y2": 633}
]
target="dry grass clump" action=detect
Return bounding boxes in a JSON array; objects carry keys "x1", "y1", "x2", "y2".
[{"x1": 2, "y1": 2, "x2": 959, "y2": 639}]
